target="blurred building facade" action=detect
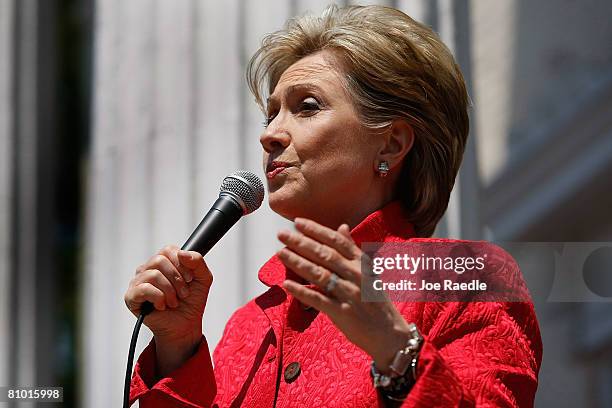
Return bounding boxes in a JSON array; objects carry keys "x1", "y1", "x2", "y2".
[{"x1": 0, "y1": 0, "x2": 611, "y2": 407}]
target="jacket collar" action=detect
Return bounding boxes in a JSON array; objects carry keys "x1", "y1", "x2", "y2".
[{"x1": 258, "y1": 200, "x2": 416, "y2": 287}]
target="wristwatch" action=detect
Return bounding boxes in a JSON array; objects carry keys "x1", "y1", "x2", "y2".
[{"x1": 370, "y1": 323, "x2": 423, "y2": 401}]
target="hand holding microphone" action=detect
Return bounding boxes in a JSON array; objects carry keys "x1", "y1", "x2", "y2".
[
  {"x1": 122, "y1": 171, "x2": 264, "y2": 386},
  {"x1": 124, "y1": 245, "x2": 212, "y2": 351}
]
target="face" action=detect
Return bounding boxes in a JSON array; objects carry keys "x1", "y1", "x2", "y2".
[{"x1": 260, "y1": 50, "x2": 382, "y2": 227}]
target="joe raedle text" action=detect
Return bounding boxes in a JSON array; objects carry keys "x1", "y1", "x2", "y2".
[{"x1": 372, "y1": 278, "x2": 488, "y2": 292}]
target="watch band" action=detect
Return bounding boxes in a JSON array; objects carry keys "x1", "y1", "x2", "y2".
[
  {"x1": 370, "y1": 323, "x2": 424, "y2": 401},
  {"x1": 389, "y1": 323, "x2": 423, "y2": 377}
]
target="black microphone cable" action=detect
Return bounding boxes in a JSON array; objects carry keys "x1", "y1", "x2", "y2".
[
  {"x1": 123, "y1": 301, "x2": 153, "y2": 408},
  {"x1": 122, "y1": 171, "x2": 264, "y2": 408}
]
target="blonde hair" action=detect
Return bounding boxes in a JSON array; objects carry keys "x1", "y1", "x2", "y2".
[{"x1": 247, "y1": 5, "x2": 470, "y2": 237}]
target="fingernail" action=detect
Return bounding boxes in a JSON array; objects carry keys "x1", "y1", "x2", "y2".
[
  {"x1": 179, "y1": 287, "x2": 189, "y2": 298},
  {"x1": 185, "y1": 273, "x2": 193, "y2": 283}
]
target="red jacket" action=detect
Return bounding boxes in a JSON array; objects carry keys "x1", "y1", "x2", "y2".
[{"x1": 130, "y1": 202, "x2": 542, "y2": 407}]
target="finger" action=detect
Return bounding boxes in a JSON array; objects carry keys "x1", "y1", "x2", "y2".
[
  {"x1": 159, "y1": 245, "x2": 194, "y2": 283},
  {"x1": 129, "y1": 282, "x2": 167, "y2": 312},
  {"x1": 294, "y1": 218, "x2": 359, "y2": 259},
  {"x1": 277, "y1": 248, "x2": 361, "y2": 303},
  {"x1": 340, "y1": 224, "x2": 373, "y2": 283},
  {"x1": 359, "y1": 252, "x2": 376, "y2": 279},
  {"x1": 178, "y1": 250, "x2": 213, "y2": 284},
  {"x1": 137, "y1": 269, "x2": 180, "y2": 308},
  {"x1": 277, "y1": 229, "x2": 356, "y2": 283},
  {"x1": 282, "y1": 279, "x2": 340, "y2": 316},
  {"x1": 277, "y1": 247, "x2": 331, "y2": 288},
  {"x1": 327, "y1": 274, "x2": 361, "y2": 304},
  {"x1": 338, "y1": 223, "x2": 351, "y2": 238},
  {"x1": 146, "y1": 254, "x2": 190, "y2": 299}
]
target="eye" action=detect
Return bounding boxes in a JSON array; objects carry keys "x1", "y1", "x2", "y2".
[
  {"x1": 299, "y1": 97, "x2": 321, "y2": 113},
  {"x1": 262, "y1": 96, "x2": 322, "y2": 127}
]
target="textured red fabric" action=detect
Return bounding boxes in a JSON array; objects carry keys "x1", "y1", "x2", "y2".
[{"x1": 130, "y1": 201, "x2": 542, "y2": 407}]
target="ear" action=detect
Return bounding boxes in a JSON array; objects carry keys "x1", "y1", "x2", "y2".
[{"x1": 377, "y1": 119, "x2": 414, "y2": 169}]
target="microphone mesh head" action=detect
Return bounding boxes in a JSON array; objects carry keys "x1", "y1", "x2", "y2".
[{"x1": 220, "y1": 171, "x2": 265, "y2": 215}]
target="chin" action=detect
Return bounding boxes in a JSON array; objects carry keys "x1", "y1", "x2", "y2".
[{"x1": 267, "y1": 190, "x2": 304, "y2": 221}]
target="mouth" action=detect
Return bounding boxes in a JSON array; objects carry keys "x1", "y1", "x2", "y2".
[{"x1": 266, "y1": 161, "x2": 293, "y2": 179}]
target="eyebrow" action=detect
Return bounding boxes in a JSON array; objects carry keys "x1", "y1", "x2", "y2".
[{"x1": 266, "y1": 83, "x2": 324, "y2": 107}]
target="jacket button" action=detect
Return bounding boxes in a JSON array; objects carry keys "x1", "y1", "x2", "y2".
[{"x1": 284, "y1": 362, "x2": 301, "y2": 383}]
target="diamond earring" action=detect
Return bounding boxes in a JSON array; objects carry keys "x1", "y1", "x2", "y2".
[{"x1": 377, "y1": 161, "x2": 390, "y2": 177}]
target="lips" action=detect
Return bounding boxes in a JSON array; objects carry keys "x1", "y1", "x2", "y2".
[{"x1": 266, "y1": 161, "x2": 293, "y2": 179}]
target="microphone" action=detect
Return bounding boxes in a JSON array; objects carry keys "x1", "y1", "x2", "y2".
[
  {"x1": 123, "y1": 171, "x2": 264, "y2": 408},
  {"x1": 141, "y1": 170, "x2": 265, "y2": 315},
  {"x1": 181, "y1": 170, "x2": 265, "y2": 255}
]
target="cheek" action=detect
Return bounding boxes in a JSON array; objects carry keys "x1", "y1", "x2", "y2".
[
  {"x1": 305, "y1": 130, "x2": 373, "y2": 173},
  {"x1": 303, "y1": 120, "x2": 364, "y2": 158},
  {"x1": 301, "y1": 143, "x2": 373, "y2": 189}
]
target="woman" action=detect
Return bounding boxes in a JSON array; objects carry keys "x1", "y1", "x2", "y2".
[{"x1": 125, "y1": 5, "x2": 542, "y2": 407}]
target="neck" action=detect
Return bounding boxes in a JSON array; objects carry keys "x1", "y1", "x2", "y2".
[
  {"x1": 338, "y1": 174, "x2": 398, "y2": 229},
  {"x1": 341, "y1": 197, "x2": 396, "y2": 230},
  {"x1": 297, "y1": 190, "x2": 397, "y2": 231}
]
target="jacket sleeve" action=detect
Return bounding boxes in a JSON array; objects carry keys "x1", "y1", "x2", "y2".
[
  {"x1": 400, "y1": 301, "x2": 542, "y2": 408},
  {"x1": 129, "y1": 336, "x2": 217, "y2": 407}
]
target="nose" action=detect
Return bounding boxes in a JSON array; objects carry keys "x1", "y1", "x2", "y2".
[{"x1": 260, "y1": 119, "x2": 291, "y2": 153}]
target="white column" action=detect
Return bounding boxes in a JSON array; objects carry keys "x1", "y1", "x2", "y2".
[
  {"x1": 0, "y1": 0, "x2": 14, "y2": 390},
  {"x1": 193, "y1": 0, "x2": 245, "y2": 349},
  {"x1": 84, "y1": 0, "x2": 124, "y2": 404},
  {"x1": 396, "y1": 0, "x2": 429, "y2": 23},
  {"x1": 295, "y1": 0, "x2": 335, "y2": 15}
]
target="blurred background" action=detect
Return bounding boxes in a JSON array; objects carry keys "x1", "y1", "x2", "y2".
[{"x1": 1, "y1": 0, "x2": 611, "y2": 406}]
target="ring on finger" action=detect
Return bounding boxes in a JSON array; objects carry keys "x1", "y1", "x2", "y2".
[{"x1": 325, "y1": 272, "x2": 339, "y2": 293}]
